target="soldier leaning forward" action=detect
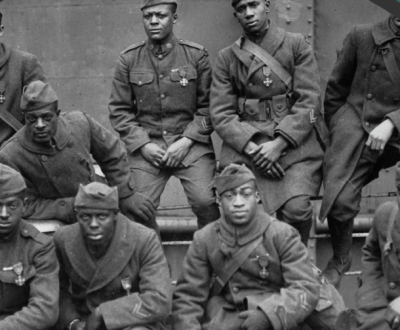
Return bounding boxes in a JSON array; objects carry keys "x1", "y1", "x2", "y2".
[{"x1": 210, "y1": 0, "x2": 328, "y2": 246}]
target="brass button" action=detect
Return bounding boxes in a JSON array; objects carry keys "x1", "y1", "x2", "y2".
[
  {"x1": 149, "y1": 44, "x2": 154, "y2": 50},
  {"x1": 365, "y1": 122, "x2": 370, "y2": 127},
  {"x1": 249, "y1": 83, "x2": 253, "y2": 87},
  {"x1": 389, "y1": 282, "x2": 396, "y2": 289},
  {"x1": 41, "y1": 155, "x2": 48, "y2": 162},
  {"x1": 68, "y1": 141, "x2": 74, "y2": 148},
  {"x1": 367, "y1": 94, "x2": 373, "y2": 100},
  {"x1": 158, "y1": 55, "x2": 163, "y2": 60},
  {"x1": 138, "y1": 81, "x2": 142, "y2": 86},
  {"x1": 371, "y1": 65, "x2": 377, "y2": 71},
  {"x1": 161, "y1": 94, "x2": 166, "y2": 99},
  {"x1": 159, "y1": 74, "x2": 164, "y2": 79},
  {"x1": 166, "y1": 43, "x2": 172, "y2": 49},
  {"x1": 232, "y1": 287, "x2": 239, "y2": 293},
  {"x1": 163, "y1": 131, "x2": 168, "y2": 135}
]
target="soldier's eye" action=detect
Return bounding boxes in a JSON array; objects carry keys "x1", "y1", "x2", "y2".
[
  {"x1": 144, "y1": 14, "x2": 151, "y2": 20},
  {"x1": 157, "y1": 14, "x2": 167, "y2": 19},
  {"x1": 27, "y1": 116, "x2": 36, "y2": 123}
]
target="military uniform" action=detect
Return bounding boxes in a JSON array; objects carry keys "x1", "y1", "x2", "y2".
[
  {"x1": 0, "y1": 111, "x2": 136, "y2": 223},
  {"x1": 172, "y1": 208, "x2": 344, "y2": 330},
  {"x1": 54, "y1": 214, "x2": 171, "y2": 330},
  {"x1": 0, "y1": 43, "x2": 46, "y2": 145},
  {"x1": 0, "y1": 220, "x2": 59, "y2": 330},
  {"x1": 210, "y1": 21, "x2": 324, "y2": 240},
  {"x1": 108, "y1": 35, "x2": 220, "y2": 228}
]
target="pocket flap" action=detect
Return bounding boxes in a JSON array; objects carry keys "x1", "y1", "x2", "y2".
[
  {"x1": 272, "y1": 94, "x2": 288, "y2": 113},
  {"x1": 0, "y1": 264, "x2": 36, "y2": 284},
  {"x1": 170, "y1": 66, "x2": 198, "y2": 82},
  {"x1": 129, "y1": 72, "x2": 154, "y2": 86}
]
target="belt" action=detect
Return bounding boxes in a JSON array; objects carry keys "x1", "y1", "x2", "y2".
[{"x1": 237, "y1": 95, "x2": 288, "y2": 122}]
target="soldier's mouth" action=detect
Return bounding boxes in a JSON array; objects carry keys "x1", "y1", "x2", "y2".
[{"x1": 87, "y1": 233, "x2": 103, "y2": 240}]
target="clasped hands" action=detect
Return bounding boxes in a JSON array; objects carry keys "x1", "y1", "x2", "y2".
[
  {"x1": 244, "y1": 136, "x2": 289, "y2": 181},
  {"x1": 140, "y1": 137, "x2": 194, "y2": 169},
  {"x1": 365, "y1": 119, "x2": 395, "y2": 155}
]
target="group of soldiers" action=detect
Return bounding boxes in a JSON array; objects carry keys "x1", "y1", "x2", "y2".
[{"x1": 1, "y1": 0, "x2": 400, "y2": 329}]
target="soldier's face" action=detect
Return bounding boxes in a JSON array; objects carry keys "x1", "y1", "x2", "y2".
[
  {"x1": 234, "y1": 0, "x2": 270, "y2": 34},
  {"x1": 24, "y1": 105, "x2": 60, "y2": 145},
  {"x1": 142, "y1": 4, "x2": 177, "y2": 44},
  {"x1": 219, "y1": 181, "x2": 260, "y2": 226},
  {"x1": 0, "y1": 194, "x2": 26, "y2": 237},
  {"x1": 76, "y1": 208, "x2": 118, "y2": 247}
]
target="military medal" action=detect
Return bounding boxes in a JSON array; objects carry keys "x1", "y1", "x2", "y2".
[
  {"x1": 262, "y1": 66, "x2": 273, "y2": 87},
  {"x1": 178, "y1": 67, "x2": 188, "y2": 87},
  {"x1": 13, "y1": 262, "x2": 25, "y2": 286},
  {"x1": 0, "y1": 82, "x2": 6, "y2": 104},
  {"x1": 258, "y1": 255, "x2": 269, "y2": 279},
  {"x1": 121, "y1": 277, "x2": 132, "y2": 296}
]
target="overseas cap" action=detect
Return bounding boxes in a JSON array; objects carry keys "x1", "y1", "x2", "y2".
[
  {"x1": 20, "y1": 81, "x2": 58, "y2": 112},
  {"x1": 0, "y1": 164, "x2": 27, "y2": 199},
  {"x1": 74, "y1": 182, "x2": 119, "y2": 210},
  {"x1": 140, "y1": 0, "x2": 177, "y2": 10},
  {"x1": 214, "y1": 163, "x2": 256, "y2": 195}
]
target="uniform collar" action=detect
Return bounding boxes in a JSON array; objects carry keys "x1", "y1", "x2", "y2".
[
  {"x1": 373, "y1": 16, "x2": 400, "y2": 46},
  {"x1": 0, "y1": 42, "x2": 11, "y2": 69},
  {"x1": 219, "y1": 207, "x2": 271, "y2": 247},
  {"x1": 147, "y1": 35, "x2": 176, "y2": 58},
  {"x1": 17, "y1": 114, "x2": 71, "y2": 155}
]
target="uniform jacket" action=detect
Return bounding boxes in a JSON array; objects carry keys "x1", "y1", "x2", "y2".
[
  {"x1": 172, "y1": 209, "x2": 320, "y2": 330},
  {"x1": 0, "y1": 111, "x2": 136, "y2": 223},
  {"x1": 109, "y1": 35, "x2": 214, "y2": 175},
  {"x1": 0, "y1": 42, "x2": 46, "y2": 145},
  {"x1": 0, "y1": 220, "x2": 59, "y2": 330},
  {"x1": 321, "y1": 17, "x2": 400, "y2": 220},
  {"x1": 210, "y1": 21, "x2": 324, "y2": 213},
  {"x1": 54, "y1": 215, "x2": 171, "y2": 330},
  {"x1": 355, "y1": 201, "x2": 400, "y2": 330}
]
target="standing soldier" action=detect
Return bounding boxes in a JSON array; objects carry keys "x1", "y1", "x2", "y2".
[
  {"x1": 320, "y1": 14, "x2": 400, "y2": 287},
  {"x1": 0, "y1": 11, "x2": 46, "y2": 146},
  {"x1": 0, "y1": 164, "x2": 59, "y2": 330},
  {"x1": 210, "y1": 0, "x2": 326, "y2": 245},
  {"x1": 108, "y1": 0, "x2": 220, "y2": 231}
]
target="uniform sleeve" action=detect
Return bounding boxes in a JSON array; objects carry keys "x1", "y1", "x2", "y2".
[
  {"x1": 257, "y1": 226, "x2": 320, "y2": 330},
  {"x1": 324, "y1": 28, "x2": 357, "y2": 129},
  {"x1": 273, "y1": 35, "x2": 322, "y2": 148},
  {"x1": 0, "y1": 239, "x2": 60, "y2": 330},
  {"x1": 210, "y1": 50, "x2": 261, "y2": 153},
  {"x1": 99, "y1": 230, "x2": 171, "y2": 329},
  {"x1": 0, "y1": 153, "x2": 76, "y2": 223},
  {"x1": 171, "y1": 230, "x2": 212, "y2": 330},
  {"x1": 22, "y1": 53, "x2": 47, "y2": 86},
  {"x1": 108, "y1": 53, "x2": 152, "y2": 154},
  {"x1": 182, "y1": 50, "x2": 214, "y2": 143},
  {"x1": 85, "y1": 113, "x2": 137, "y2": 199}
]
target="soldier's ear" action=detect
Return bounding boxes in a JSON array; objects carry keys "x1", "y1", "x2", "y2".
[
  {"x1": 265, "y1": 0, "x2": 270, "y2": 12},
  {"x1": 173, "y1": 13, "x2": 178, "y2": 23},
  {"x1": 255, "y1": 190, "x2": 260, "y2": 203},
  {"x1": 233, "y1": 12, "x2": 237, "y2": 19},
  {"x1": 56, "y1": 109, "x2": 61, "y2": 116},
  {"x1": 0, "y1": 25, "x2": 4, "y2": 37}
]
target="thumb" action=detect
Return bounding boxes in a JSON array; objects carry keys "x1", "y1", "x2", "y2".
[{"x1": 238, "y1": 311, "x2": 250, "y2": 319}]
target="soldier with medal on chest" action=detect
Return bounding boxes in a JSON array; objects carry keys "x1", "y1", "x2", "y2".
[{"x1": 0, "y1": 164, "x2": 59, "y2": 329}]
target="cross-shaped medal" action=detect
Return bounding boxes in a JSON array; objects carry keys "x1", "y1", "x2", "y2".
[
  {"x1": 262, "y1": 66, "x2": 273, "y2": 88},
  {"x1": 263, "y1": 77, "x2": 273, "y2": 87},
  {"x1": 0, "y1": 92, "x2": 6, "y2": 104}
]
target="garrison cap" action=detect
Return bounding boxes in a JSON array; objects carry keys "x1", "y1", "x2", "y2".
[
  {"x1": 74, "y1": 182, "x2": 119, "y2": 210},
  {"x1": 214, "y1": 163, "x2": 256, "y2": 195},
  {"x1": 0, "y1": 164, "x2": 27, "y2": 199},
  {"x1": 20, "y1": 81, "x2": 58, "y2": 112},
  {"x1": 140, "y1": 0, "x2": 177, "y2": 10}
]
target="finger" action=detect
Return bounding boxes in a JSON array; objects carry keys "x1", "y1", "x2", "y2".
[
  {"x1": 274, "y1": 162, "x2": 285, "y2": 176},
  {"x1": 237, "y1": 311, "x2": 249, "y2": 319},
  {"x1": 139, "y1": 206, "x2": 153, "y2": 222},
  {"x1": 263, "y1": 170, "x2": 276, "y2": 181},
  {"x1": 255, "y1": 159, "x2": 269, "y2": 170},
  {"x1": 248, "y1": 145, "x2": 262, "y2": 156},
  {"x1": 371, "y1": 139, "x2": 379, "y2": 150},
  {"x1": 269, "y1": 165, "x2": 282, "y2": 180},
  {"x1": 379, "y1": 142, "x2": 386, "y2": 155},
  {"x1": 392, "y1": 316, "x2": 400, "y2": 329},
  {"x1": 365, "y1": 136, "x2": 372, "y2": 147}
]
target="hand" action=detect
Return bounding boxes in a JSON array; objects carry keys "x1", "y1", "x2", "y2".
[
  {"x1": 365, "y1": 119, "x2": 395, "y2": 154},
  {"x1": 238, "y1": 310, "x2": 272, "y2": 330},
  {"x1": 120, "y1": 193, "x2": 156, "y2": 223},
  {"x1": 243, "y1": 141, "x2": 259, "y2": 157},
  {"x1": 249, "y1": 136, "x2": 288, "y2": 171},
  {"x1": 84, "y1": 308, "x2": 106, "y2": 330},
  {"x1": 70, "y1": 320, "x2": 86, "y2": 330},
  {"x1": 262, "y1": 162, "x2": 285, "y2": 181},
  {"x1": 160, "y1": 137, "x2": 194, "y2": 168},
  {"x1": 140, "y1": 143, "x2": 166, "y2": 168}
]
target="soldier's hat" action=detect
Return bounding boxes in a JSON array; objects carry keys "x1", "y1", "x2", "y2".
[
  {"x1": 20, "y1": 81, "x2": 58, "y2": 112},
  {"x1": 214, "y1": 163, "x2": 256, "y2": 195},
  {"x1": 74, "y1": 182, "x2": 119, "y2": 210},
  {"x1": 0, "y1": 164, "x2": 27, "y2": 199},
  {"x1": 140, "y1": 0, "x2": 177, "y2": 10}
]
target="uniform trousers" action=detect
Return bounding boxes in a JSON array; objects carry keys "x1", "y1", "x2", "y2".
[{"x1": 131, "y1": 154, "x2": 220, "y2": 229}]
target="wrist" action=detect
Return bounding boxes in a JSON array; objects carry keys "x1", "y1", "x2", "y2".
[
  {"x1": 244, "y1": 141, "x2": 258, "y2": 155},
  {"x1": 181, "y1": 137, "x2": 194, "y2": 147},
  {"x1": 274, "y1": 136, "x2": 289, "y2": 151}
]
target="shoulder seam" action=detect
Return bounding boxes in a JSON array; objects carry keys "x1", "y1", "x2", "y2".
[
  {"x1": 121, "y1": 41, "x2": 146, "y2": 55},
  {"x1": 178, "y1": 39, "x2": 205, "y2": 51}
]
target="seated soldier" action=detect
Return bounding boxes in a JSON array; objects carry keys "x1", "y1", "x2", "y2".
[
  {"x1": 355, "y1": 162, "x2": 400, "y2": 330},
  {"x1": 0, "y1": 164, "x2": 59, "y2": 330},
  {"x1": 0, "y1": 80, "x2": 156, "y2": 229},
  {"x1": 172, "y1": 164, "x2": 345, "y2": 330},
  {"x1": 54, "y1": 182, "x2": 171, "y2": 330}
]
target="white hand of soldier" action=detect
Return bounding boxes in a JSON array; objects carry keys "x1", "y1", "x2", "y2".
[
  {"x1": 238, "y1": 310, "x2": 272, "y2": 330},
  {"x1": 365, "y1": 119, "x2": 395, "y2": 155},
  {"x1": 119, "y1": 193, "x2": 156, "y2": 223},
  {"x1": 140, "y1": 143, "x2": 166, "y2": 168},
  {"x1": 160, "y1": 137, "x2": 193, "y2": 168}
]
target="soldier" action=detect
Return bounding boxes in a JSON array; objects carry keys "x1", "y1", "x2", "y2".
[
  {"x1": 0, "y1": 81, "x2": 155, "y2": 227},
  {"x1": 354, "y1": 162, "x2": 400, "y2": 330},
  {"x1": 0, "y1": 11, "x2": 46, "y2": 146},
  {"x1": 172, "y1": 164, "x2": 345, "y2": 330},
  {"x1": 0, "y1": 164, "x2": 59, "y2": 330},
  {"x1": 108, "y1": 0, "x2": 220, "y2": 231},
  {"x1": 320, "y1": 14, "x2": 400, "y2": 287},
  {"x1": 54, "y1": 182, "x2": 171, "y2": 330},
  {"x1": 210, "y1": 0, "x2": 326, "y2": 245}
]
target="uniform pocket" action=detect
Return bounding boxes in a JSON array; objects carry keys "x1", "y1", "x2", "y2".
[{"x1": 129, "y1": 71, "x2": 154, "y2": 86}]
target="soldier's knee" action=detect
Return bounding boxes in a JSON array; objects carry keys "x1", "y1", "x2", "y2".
[
  {"x1": 329, "y1": 193, "x2": 359, "y2": 221},
  {"x1": 281, "y1": 196, "x2": 313, "y2": 223}
]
